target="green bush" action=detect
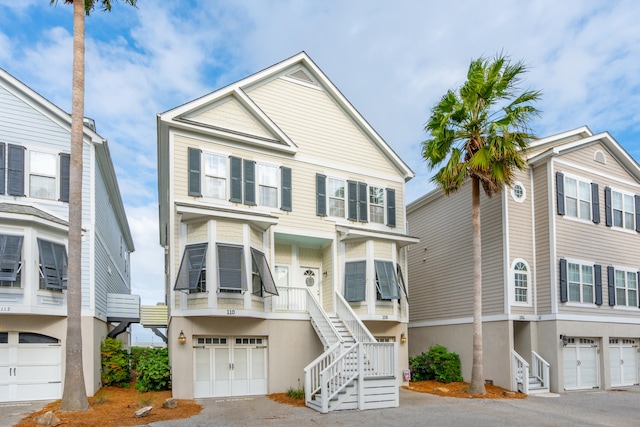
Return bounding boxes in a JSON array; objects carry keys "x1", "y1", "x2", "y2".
[
  {"x1": 135, "y1": 348, "x2": 171, "y2": 392},
  {"x1": 101, "y1": 338, "x2": 131, "y2": 387},
  {"x1": 285, "y1": 387, "x2": 305, "y2": 400},
  {"x1": 409, "y1": 345, "x2": 463, "y2": 384},
  {"x1": 130, "y1": 346, "x2": 155, "y2": 371}
]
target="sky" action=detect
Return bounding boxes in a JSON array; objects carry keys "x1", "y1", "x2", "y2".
[{"x1": 0, "y1": 0, "x2": 639, "y2": 343}]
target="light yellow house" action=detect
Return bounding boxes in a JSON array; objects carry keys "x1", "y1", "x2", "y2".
[
  {"x1": 157, "y1": 52, "x2": 417, "y2": 412},
  {"x1": 408, "y1": 127, "x2": 640, "y2": 394}
]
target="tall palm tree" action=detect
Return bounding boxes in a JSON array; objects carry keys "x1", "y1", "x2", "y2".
[
  {"x1": 51, "y1": 0, "x2": 136, "y2": 411},
  {"x1": 422, "y1": 54, "x2": 541, "y2": 394}
]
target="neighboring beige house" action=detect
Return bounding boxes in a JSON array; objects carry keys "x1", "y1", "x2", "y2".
[
  {"x1": 407, "y1": 126, "x2": 640, "y2": 394},
  {"x1": 157, "y1": 52, "x2": 416, "y2": 412},
  {"x1": 0, "y1": 68, "x2": 136, "y2": 402}
]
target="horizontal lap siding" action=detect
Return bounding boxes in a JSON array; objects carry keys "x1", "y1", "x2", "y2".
[
  {"x1": 190, "y1": 97, "x2": 271, "y2": 138},
  {"x1": 407, "y1": 184, "x2": 505, "y2": 322},
  {"x1": 275, "y1": 244, "x2": 291, "y2": 264},
  {"x1": 553, "y1": 146, "x2": 640, "y2": 318},
  {"x1": 533, "y1": 164, "x2": 552, "y2": 313},
  {"x1": 187, "y1": 222, "x2": 208, "y2": 243},
  {"x1": 374, "y1": 241, "x2": 393, "y2": 260},
  {"x1": 322, "y1": 245, "x2": 334, "y2": 312},
  {"x1": 345, "y1": 241, "x2": 366, "y2": 259}
]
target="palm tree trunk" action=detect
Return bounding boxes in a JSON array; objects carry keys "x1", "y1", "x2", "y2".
[
  {"x1": 468, "y1": 176, "x2": 486, "y2": 394},
  {"x1": 60, "y1": 0, "x2": 89, "y2": 411}
]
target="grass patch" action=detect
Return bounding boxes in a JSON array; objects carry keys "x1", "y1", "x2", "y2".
[{"x1": 285, "y1": 387, "x2": 305, "y2": 400}]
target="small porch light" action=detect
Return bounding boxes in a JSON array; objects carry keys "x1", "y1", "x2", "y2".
[
  {"x1": 178, "y1": 330, "x2": 187, "y2": 344},
  {"x1": 400, "y1": 333, "x2": 407, "y2": 344}
]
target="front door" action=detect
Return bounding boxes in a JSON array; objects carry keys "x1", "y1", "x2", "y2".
[
  {"x1": 301, "y1": 267, "x2": 320, "y2": 303},
  {"x1": 609, "y1": 338, "x2": 639, "y2": 387},
  {"x1": 194, "y1": 336, "x2": 267, "y2": 398}
]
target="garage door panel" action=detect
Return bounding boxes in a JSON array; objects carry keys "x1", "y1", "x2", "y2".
[
  {"x1": 17, "y1": 346, "x2": 61, "y2": 365},
  {"x1": 16, "y1": 382, "x2": 61, "y2": 401},
  {"x1": 610, "y1": 347, "x2": 622, "y2": 387},
  {"x1": 563, "y1": 347, "x2": 577, "y2": 390},
  {"x1": 622, "y1": 347, "x2": 638, "y2": 385},
  {"x1": 19, "y1": 364, "x2": 61, "y2": 382}
]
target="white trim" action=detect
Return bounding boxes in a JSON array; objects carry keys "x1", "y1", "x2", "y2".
[
  {"x1": 511, "y1": 258, "x2": 532, "y2": 307},
  {"x1": 553, "y1": 158, "x2": 640, "y2": 189},
  {"x1": 550, "y1": 159, "x2": 558, "y2": 314},
  {"x1": 529, "y1": 167, "x2": 538, "y2": 316},
  {"x1": 409, "y1": 312, "x2": 640, "y2": 328},
  {"x1": 562, "y1": 258, "x2": 597, "y2": 305},
  {"x1": 510, "y1": 181, "x2": 526, "y2": 203},
  {"x1": 208, "y1": 219, "x2": 217, "y2": 310},
  {"x1": 503, "y1": 188, "x2": 510, "y2": 314}
]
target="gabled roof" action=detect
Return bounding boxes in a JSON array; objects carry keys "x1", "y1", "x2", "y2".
[
  {"x1": 528, "y1": 126, "x2": 640, "y2": 182},
  {"x1": 157, "y1": 51, "x2": 414, "y2": 180},
  {"x1": 0, "y1": 68, "x2": 134, "y2": 251}
]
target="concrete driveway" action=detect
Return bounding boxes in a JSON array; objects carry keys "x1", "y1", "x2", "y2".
[{"x1": 147, "y1": 387, "x2": 640, "y2": 427}]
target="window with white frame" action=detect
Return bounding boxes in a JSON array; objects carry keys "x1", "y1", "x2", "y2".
[
  {"x1": 513, "y1": 260, "x2": 529, "y2": 303},
  {"x1": 612, "y1": 190, "x2": 635, "y2": 230},
  {"x1": 615, "y1": 269, "x2": 637, "y2": 307},
  {"x1": 369, "y1": 186, "x2": 385, "y2": 224},
  {"x1": 258, "y1": 164, "x2": 278, "y2": 208},
  {"x1": 328, "y1": 178, "x2": 345, "y2": 217},
  {"x1": 29, "y1": 151, "x2": 57, "y2": 200},
  {"x1": 568, "y1": 262, "x2": 594, "y2": 303},
  {"x1": 204, "y1": 153, "x2": 226, "y2": 199},
  {"x1": 564, "y1": 176, "x2": 591, "y2": 220}
]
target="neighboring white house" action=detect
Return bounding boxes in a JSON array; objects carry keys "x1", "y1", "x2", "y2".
[
  {"x1": 157, "y1": 52, "x2": 417, "y2": 412},
  {"x1": 408, "y1": 127, "x2": 640, "y2": 394},
  {"x1": 0, "y1": 68, "x2": 136, "y2": 402}
]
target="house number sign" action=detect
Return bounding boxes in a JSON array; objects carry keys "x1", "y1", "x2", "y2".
[{"x1": 0, "y1": 306, "x2": 10, "y2": 312}]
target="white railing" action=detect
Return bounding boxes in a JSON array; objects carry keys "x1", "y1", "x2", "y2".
[
  {"x1": 531, "y1": 351, "x2": 550, "y2": 388},
  {"x1": 306, "y1": 289, "x2": 343, "y2": 348},
  {"x1": 271, "y1": 286, "x2": 308, "y2": 312},
  {"x1": 511, "y1": 350, "x2": 529, "y2": 394},
  {"x1": 318, "y1": 343, "x2": 360, "y2": 413},
  {"x1": 335, "y1": 291, "x2": 376, "y2": 343},
  {"x1": 304, "y1": 341, "x2": 342, "y2": 402},
  {"x1": 362, "y1": 342, "x2": 396, "y2": 377}
]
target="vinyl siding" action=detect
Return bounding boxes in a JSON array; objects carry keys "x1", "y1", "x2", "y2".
[
  {"x1": 216, "y1": 220, "x2": 243, "y2": 244},
  {"x1": 533, "y1": 163, "x2": 552, "y2": 313},
  {"x1": 274, "y1": 243, "x2": 292, "y2": 265},
  {"x1": 559, "y1": 142, "x2": 634, "y2": 183},
  {"x1": 248, "y1": 77, "x2": 399, "y2": 178},
  {"x1": 374, "y1": 241, "x2": 394, "y2": 260},
  {"x1": 345, "y1": 241, "x2": 366, "y2": 259},
  {"x1": 187, "y1": 222, "x2": 208, "y2": 243},
  {"x1": 189, "y1": 97, "x2": 272, "y2": 139},
  {"x1": 298, "y1": 246, "x2": 321, "y2": 268},
  {"x1": 407, "y1": 182, "x2": 505, "y2": 322},
  {"x1": 322, "y1": 245, "x2": 334, "y2": 312}
]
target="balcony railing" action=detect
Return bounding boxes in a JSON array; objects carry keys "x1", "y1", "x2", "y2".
[{"x1": 271, "y1": 286, "x2": 308, "y2": 312}]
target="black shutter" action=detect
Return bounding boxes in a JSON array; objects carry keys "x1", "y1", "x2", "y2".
[
  {"x1": 594, "y1": 264, "x2": 602, "y2": 305},
  {"x1": 591, "y1": 183, "x2": 599, "y2": 224},
  {"x1": 347, "y1": 180, "x2": 357, "y2": 220},
  {"x1": 635, "y1": 195, "x2": 640, "y2": 232},
  {"x1": 607, "y1": 266, "x2": 615, "y2": 306},
  {"x1": 229, "y1": 156, "x2": 242, "y2": 203},
  {"x1": 316, "y1": 174, "x2": 327, "y2": 216},
  {"x1": 386, "y1": 188, "x2": 396, "y2": 227},
  {"x1": 0, "y1": 143, "x2": 5, "y2": 195},
  {"x1": 638, "y1": 272, "x2": 640, "y2": 308},
  {"x1": 243, "y1": 159, "x2": 255, "y2": 206},
  {"x1": 358, "y1": 182, "x2": 368, "y2": 222},
  {"x1": 281, "y1": 167, "x2": 292, "y2": 211},
  {"x1": 556, "y1": 172, "x2": 565, "y2": 215},
  {"x1": 59, "y1": 153, "x2": 70, "y2": 202},
  {"x1": 187, "y1": 148, "x2": 201, "y2": 197},
  {"x1": 7, "y1": 144, "x2": 24, "y2": 197},
  {"x1": 559, "y1": 258, "x2": 568, "y2": 303},
  {"x1": 604, "y1": 187, "x2": 612, "y2": 227}
]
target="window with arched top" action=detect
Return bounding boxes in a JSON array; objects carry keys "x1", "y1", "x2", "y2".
[{"x1": 512, "y1": 259, "x2": 530, "y2": 304}]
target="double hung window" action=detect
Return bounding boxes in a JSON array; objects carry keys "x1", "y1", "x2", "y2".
[
  {"x1": 612, "y1": 190, "x2": 634, "y2": 230},
  {"x1": 369, "y1": 187, "x2": 385, "y2": 224},
  {"x1": 258, "y1": 164, "x2": 278, "y2": 208},
  {"x1": 328, "y1": 178, "x2": 345, "y2": 217},
  {"x1": 29, "y1": 151, "x2": 57, "y2": 200},
  {"x1": 513, "y1": 261, "x2": 529, "y2": 303},
  {"x1": 567, "y1": 262, "x2": 594, "y2": 303},
  {"x1": 564, "y1": 176, "x2": 591, "y2": 220},
  {"x1": 203, "y1": 154, "x2": 226, "y2": 199},
  {"x1": 615, "y1": 269, "x2": 638, "y2": 307}
]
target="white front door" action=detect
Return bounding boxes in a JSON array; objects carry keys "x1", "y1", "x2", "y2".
[
  {"x1": 563, "y1": 337, "x2": 599, "y2": 390},
  {"x1": 194, "y1": 336, "x2": 267, "y2": 398},
  {"x1": 301, "y1": 267, "x2": 320, "y2": 303},
  {"x1": 0, "y1": 332, "x2": 62, "y2": 402},
  {"x1": 609, "y1": 338, "x2": 639, "y2": 387}
]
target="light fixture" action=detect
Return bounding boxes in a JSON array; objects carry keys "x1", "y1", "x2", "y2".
[
  {"x1": 178, "y1": 330, "x2": 186, "y2": 344},
  {"x1": 559, "y1": 334, "x2": 568, "y2": 347},
  {"x1": 400, "y1": 333, "x2": 407, "y2": 344}
]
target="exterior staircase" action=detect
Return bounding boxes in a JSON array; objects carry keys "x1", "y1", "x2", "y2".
[
  {"x1": 304, "y1": 290, "x2": 399, "y2": 413},
  {"x1": 511, "y1": 350, "x2": 550, "y2": 395}
]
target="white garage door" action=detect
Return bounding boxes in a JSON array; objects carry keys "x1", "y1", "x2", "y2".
[
  {"x1": 563, "y1": 337, "x2": 599, "y2": 390},
  {"x1": 194, "y1": 336, "x2": 267, "y2": 398},
  {"x1": 609, "y1": 338, "x2": 639, "y2": 387},
  {"x1": 0, "y1": 332, "x2": 62, "y2": 402}
]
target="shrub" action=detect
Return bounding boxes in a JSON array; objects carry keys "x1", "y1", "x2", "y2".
[
  {"x1": 409, "y1": 345, "x2": 463, "y2": 384},
  {"x1": 130, "y1": 346, "x2": 155, "y2": 371},
  {"x1": 285, "y1": 387, "x2": 305, "y2": 400},
  {"x1": 135, "y1": 348, "x2": 171, "y2": 392},
  {"x1": 101, "y1": 338, "x2": 131, "y2": 387}
]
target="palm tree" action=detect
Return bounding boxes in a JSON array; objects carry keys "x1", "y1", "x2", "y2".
[
  {"x1": 51, "y1": 0, "x2": 137, "y2": 411},
  {"x1": 422, "y1": 53, "x2": 541, "y2": 394}
]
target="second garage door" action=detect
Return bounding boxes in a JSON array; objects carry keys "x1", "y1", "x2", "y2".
[
  {"x1": 609, "y1": 338, "x2": 639, "y2": 387},
  {"x1": 563, "y1": 337, "x2": 599, "y2": 390}
]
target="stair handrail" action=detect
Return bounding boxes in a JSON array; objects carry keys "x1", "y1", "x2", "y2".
[
  {"x1": 306, "y1": 288, "x2": 343, "y2": 347},
  {"x1": 304, "y1": 341, "x2": 342, "y2": 404},
  {"x1": 511, "y1": 349, "x2": 529, "y2": 395},
  {"x1": 531, "y1": 351, "x2": 550, "y2": 388},
  {"x1": 318, "y1": 342, "x2": 360, "y2": 413},
  {"x1": 335, "y1": 291, "x2": 376, "y2": 343}
]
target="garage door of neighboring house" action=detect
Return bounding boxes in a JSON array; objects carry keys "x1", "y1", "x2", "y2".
[
  {"x1": 609, "y1": 338, "x2": 639, "y2": 387},
  {"x1": 194, "y1": 337, "x2": 267, "y2": 398},
  {"x1": 0, "y1": 332, "x2": 62, "y2": 402},
  {"x1": 563, "y1": 337, "x2": 599, "y2": 390}
]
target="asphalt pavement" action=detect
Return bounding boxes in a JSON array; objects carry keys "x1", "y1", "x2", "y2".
[{"x1": 5, "y1": 387, "x2": 640, "y2": 426}]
